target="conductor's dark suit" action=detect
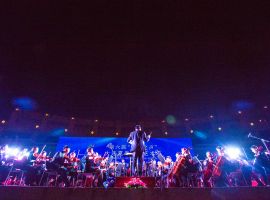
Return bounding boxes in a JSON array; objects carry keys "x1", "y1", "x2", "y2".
[{"x1": 127, "y1": 130, "x2": 150, "y2": 176}]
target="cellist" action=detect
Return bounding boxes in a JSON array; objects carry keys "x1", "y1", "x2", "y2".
[
  {"x1": 212, "y1": 146, "x2": 230, "y2": 187},
  {"x1": 203, "y1": 151, "x2": 215, "y2": 187}
]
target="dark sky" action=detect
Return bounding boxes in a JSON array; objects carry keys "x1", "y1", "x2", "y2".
[{"x1": 1, "y1": 1, "x2": 270, "y2": 120}]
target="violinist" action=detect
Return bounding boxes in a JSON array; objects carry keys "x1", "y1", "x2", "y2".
[
  {"x1": 84, "y1": 147, "x2": 103, "y2": 187},
  {"x1": 68, "y1": 151, "x2": 80, "y2": 185},
  {"x1": 38, "y1": 151, "x2": 52, "y2": 170},
  {"x1": 203, "y1": 151, "x2": 214, "y2": 187},
  {"x1": 161, "y1": 156, "x2": 173, "y2": 187},
  {"x1": 29, "y1": 147, "x2": 39, "y2": 163},
  {"x1": 25, "y1": 146, "x2": 40, "y2": 186},
  {"x1": 157, "y1": 161, "x2": 163, "y2": 176},
  {"x1": 163, "y1": 156, "x2": 173, "y2": 174},
  {"x1": 0, "y1": 145, "x2": 9, "y2": 184},
  {"x1": 107, "y1": 162, "x2": 115, "y2": 177},
  {"x1": 52, "y1": 145, "x2": 71, "y2": 187},
  {"x1": 0, "y1": 145, "x2": 6, "y2": 166},
  {"x1": 250, "y1": 145, "x2": 269, "y2": 186},
  {"x1": 102, "y1": 161, "x2": 115, "y2": 188},
  {"x1": 69, "y1": 152, "x2": 80, "y2": 169},
  {"x1": 85, "y1": 147, "x2": 98, "y2": 173}
]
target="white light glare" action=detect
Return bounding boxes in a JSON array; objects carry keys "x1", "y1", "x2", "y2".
[
  {"x1": 225, "y1": 146, "x2": 242, "y2": 160},
  {"x1": 6, "y1": 147, "x2": 20, "y2": 157}
]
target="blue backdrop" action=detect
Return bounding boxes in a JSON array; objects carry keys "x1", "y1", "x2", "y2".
[{"x1": 56, "y1": 137, "x2": 193, "y2": 162}]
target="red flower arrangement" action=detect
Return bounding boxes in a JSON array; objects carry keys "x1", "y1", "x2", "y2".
[{"x1": 124, "y1": 178, "x2": 147, "y2": 188}]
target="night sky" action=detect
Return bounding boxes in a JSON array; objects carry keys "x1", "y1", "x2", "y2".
[{"x1": 1, "y1": 1, "x2": 270, "y2": 120}]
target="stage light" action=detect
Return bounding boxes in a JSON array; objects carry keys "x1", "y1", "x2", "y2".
[
  {"x1": 6, "y1": 147, "x2": 20, "y2": 157},
  {"x1": 238, "y1": 110, "x2": 242, "y2": 114},
  {"x1": 17, "y1": 149, "x2": 30, "y2": 160},
  {"x1": 194, "y1": 131, "x2": 207, "y2": 139},
  {"x1": 35, "y1": 124, "x2": 40, "y2": 129},
  {"x1": 259, "y1": 119, "x2": 262, "y2": 123},
  {"x1": 15, "y1": 108, "x2": 20, "y2": 111},
  {"x1": 218, "y1": 127, "x2": 222, "y2": 131},
  {"x1": 164, "y1": 131, "x2": 168, "y2": 135},
  {"x1": 190, "y1": 129, "x2": 194, "y2": 134},
  {"x1": 94, "y1": 119, "x2": 98, "y2": 122},
  {"x1": 209, "y1": 115, "x2": 214, "y2": 119},
  {"x1": 166, "y1": 115, "x2": 176, "y2": 125},
  {"x1": 115, "y1": 132, "x2": 119, "y2": 136},
  {"x1": 264, "y1": 105, "x2": 268, "y2": 109},
  {"x1": 161, "y1": 120, "x2": 166, "y2": 123},
  {"x1": 1, "y1": 120, "x2": 6, "y2": 124},
  {"x1": 250, "y1": 122, "x2": 254, "y2": 126},
  {"x1": 12, "y1": 97, "x2": 37, "y2": 111},
  {"x1": 185, "y1": 118, "x2": 189, "y2": 121},
  {"x1": 225, "y1": 146, "x2": 242, "y2": 160},
  {"x1": 64, "y1": 129, "x2": 68, "y2": 132},
  {"x1": 71, "y1": 117, "x2": 75, "y2": 120},
  {"x1": 90, "y1": 131, "x2": 94, "y2": 135},
  {"x1": 45, "y1": 113, "x2": 49, "y2": 117}
]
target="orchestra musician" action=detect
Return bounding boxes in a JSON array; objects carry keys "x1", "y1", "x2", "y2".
[
  {"x1": 68, "y1": 151, "x2": 80, "y2": 185},
  {"x1": 25, "y1": 146, "x2": 41, "y2": 186},
  {"x1": 84, "y1": 147, "x2": 98, "y2": 173},
  {"x1": 28, "y1": 147, "x2": 39, "y2": 163},
  {"x1": 0, "y1": 145, "x2": 9, "y2": 184},
  {"x1": 250, "y1": 145, "x2": 269, "y2": 186},
  {"x1": 52, "y1": 145, "x2": 71, "y2": 187},
  {"x1": 84, "y1": 146, "x2": 104, "y2": 187},
  {"x1": 212, "y1": 146, "x2": 230, "y2": 187},
  {"x1": 69, "y1": 152, "x2": 80, "y2": 169},
  {"x1": 168, "y1": 148, "x2": 191, "y2": 187},
  {"x1": 147, "y1": 160, "x2": 157, "y2": 177},
  {"x1": 127, "y1": 125, "x2": 151, "y2": 176},
  {"x1": 179, "y1": 147, "x2": 194, "y2": 187},
  {"x1": 203, "y1": 151, "x2": 215, "y2": 187}
]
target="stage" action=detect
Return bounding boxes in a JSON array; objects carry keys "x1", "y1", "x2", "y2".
[{"x1": 0, "y1": 186, "x2": 270, "y2": 200}]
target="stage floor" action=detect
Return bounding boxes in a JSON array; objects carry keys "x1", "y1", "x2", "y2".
[{"x1": 0, "y1": 186, "x2": 270, "y2": 200}]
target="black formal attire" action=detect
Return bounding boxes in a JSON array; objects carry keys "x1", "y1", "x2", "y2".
[
  {"x1": 51, "y1": 152, "x2": 70, "y2": 187},
  {"x1": 253, "y1": 152, "x2": 269, "y2": 185},
  {"x1": 127, "y1": 130, "x2": 150, "y2": 176}
]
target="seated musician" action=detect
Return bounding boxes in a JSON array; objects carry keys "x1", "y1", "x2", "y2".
[
  {"x1": 103, "y1": 162, "x2": 116, "y2": 188},
  {"x1": 25, "y1": 146, "x2": 40, "y2": 186},
  {"x1": 163, "y1": 156, "x2": 173, "y2": 174},
  {"x1": 148, "y1": 160, "x2": 157, "y2": 177},
  {"x1": 84, "y1": 147, "x2": 103, "y2": 187},
  {"x1": 0, "y1": 145, "x2": 6, "y2": 166},
  {"x1": 69, "y1": 151, "x2": 80, "y2": 170},
  {"x1": 212, "y1": 146, "x2": 230, "y2": 187},
  {"x1": 168, "y1": 148, "x2": 191, "y2": 187},
  {"x1": 157, "y1": 161, "x2": 163, "y2": 176},
  {"x1": 85, "y1": 147, "x2": 98, "y2": 173},
  {"x1": 250, "y1": 145, "x2": 269, "y2": 186},
  {"x1": 175, "y1": 152, "x2": 181, "y2": 161},
  {"x1": 29, "y1": 147, "x2": 39, "y2": 163},
  {"x1": 68, "y1": 151, "x2": 80, "y2": 185},
  {"x1": 52, "y1": 145, "x2": 71, "y2": 187},
  {"x1": 0, "y1": 145, "x2": 9, "y2": 184},
  {"x1": 180, "y1": 148, "x2": 193, "y2": 186},
  {"x1": 203, "y1": 151, "x2": 214, "y2": 187}
]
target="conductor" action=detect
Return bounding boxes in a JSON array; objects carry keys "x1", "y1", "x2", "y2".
[{"x1": 127, "y1": 125, "x2": 151, "y2": 176}]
